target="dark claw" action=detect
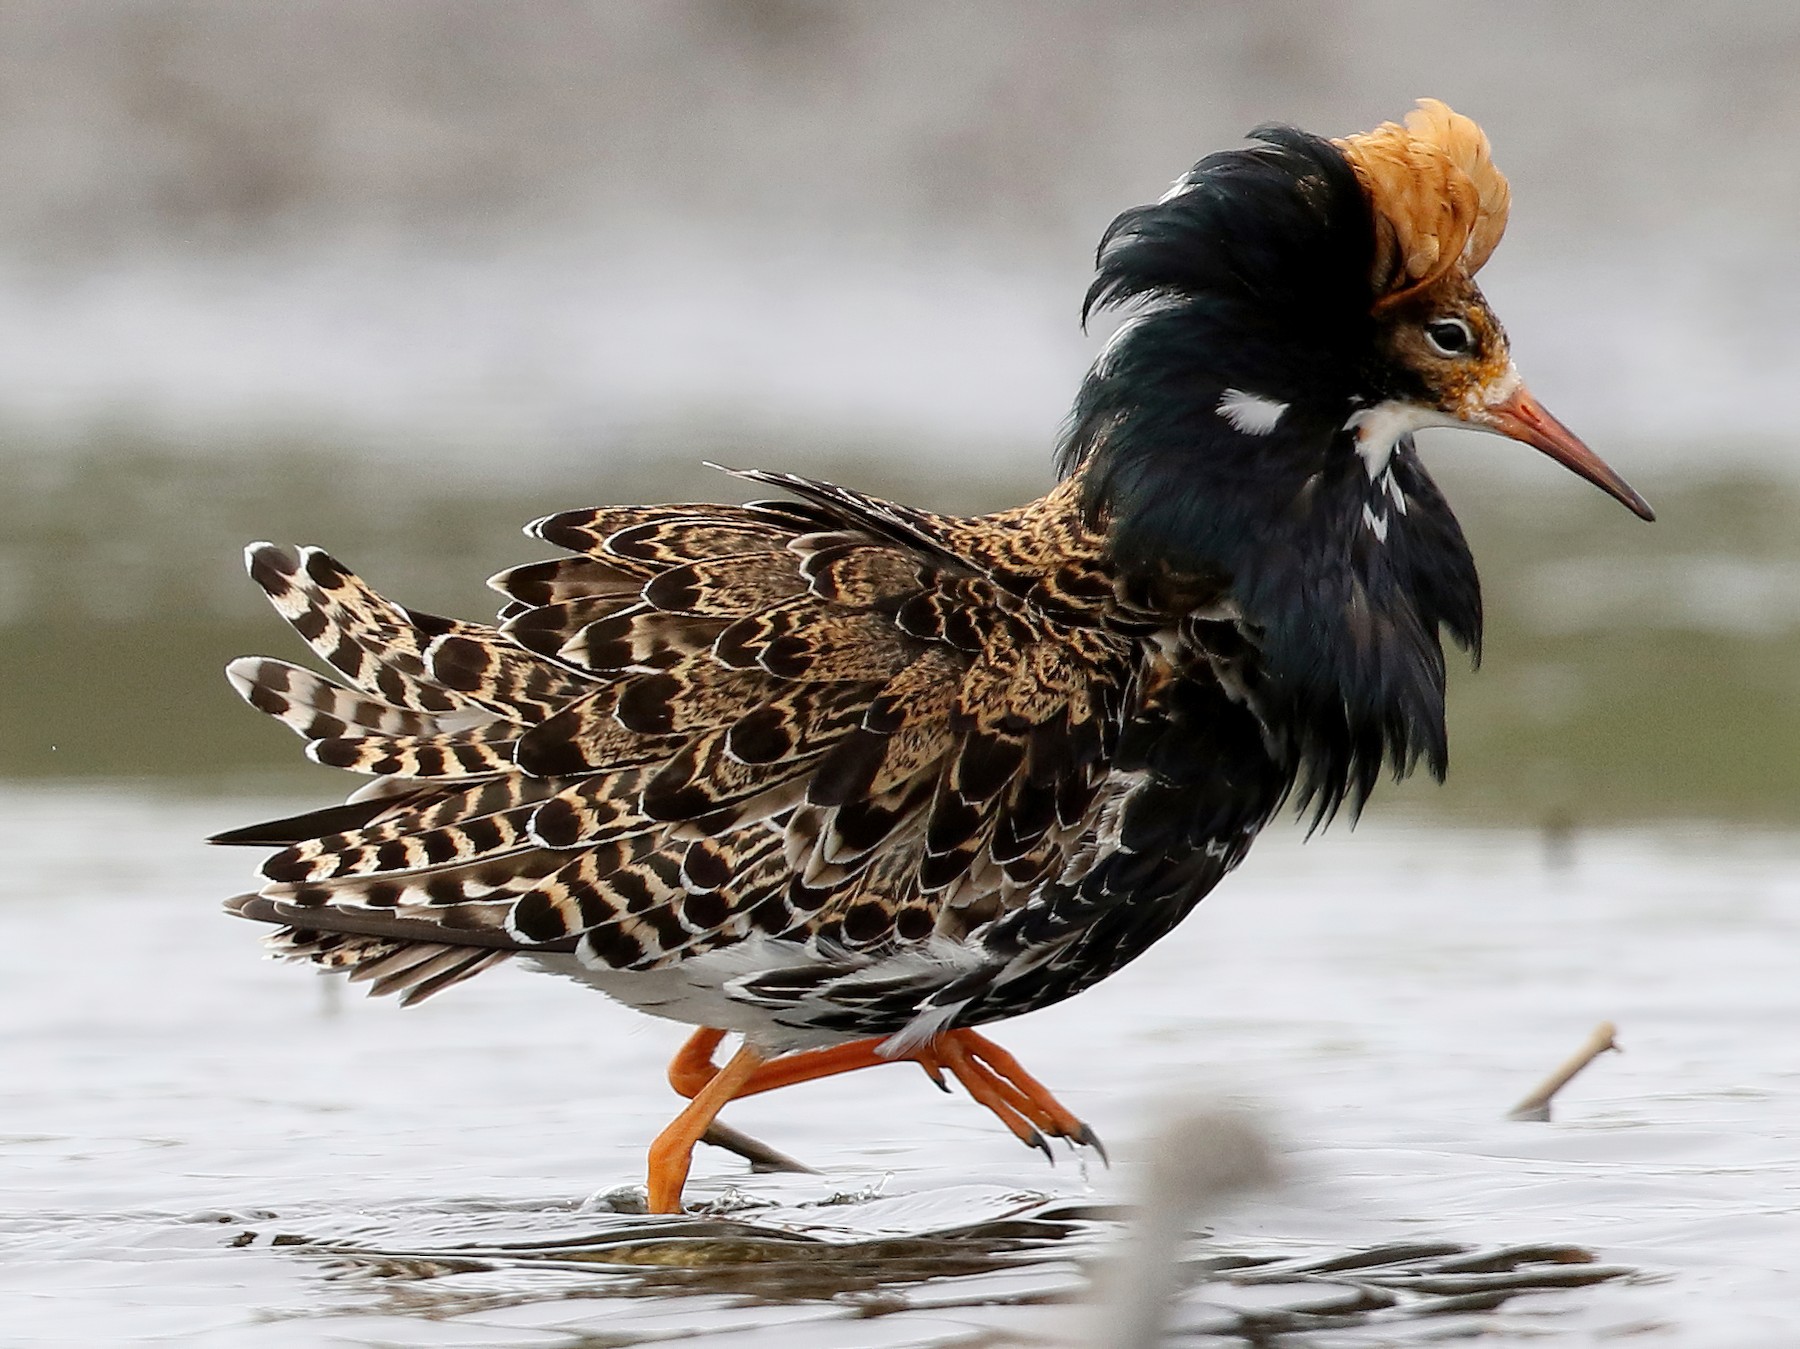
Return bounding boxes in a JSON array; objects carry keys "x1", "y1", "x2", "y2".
[
  {"x1": 1074, "y1": 1123, "x2": 1110, "y2": 1166},
  {"x1": 1024, "y1": 1129, "x2": 1054, "y2": 1165}
]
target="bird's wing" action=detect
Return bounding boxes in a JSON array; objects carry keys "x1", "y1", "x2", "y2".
[{"x1": 221, "y1": 485, "x2": 1142, "y2": 1015}]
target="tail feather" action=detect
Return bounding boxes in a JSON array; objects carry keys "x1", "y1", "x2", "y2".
[
  {"x1": 345, "y1": 939, "x2": 489, "y2": 997},
  {"x1": 259, "y1": 802, "x2": 543, "y2": 884},
  {"x1": 524, "y1": 502, "x2": 817, "y2": 565},
  {"x1": 225, "y1": 657, "x2": 469, "y2": 740},
  {"x1": 390, "y1": 948, "x2": 511, "y2": 1004},
  {"x1": 488, "y1": 555, "x2": 645, "y2": 606},
  {"x1": 423, "y1": 630, "x2": 595, "y2": 723},
  {"x1": 254, "y1": 922, "x2": 516, "y2": 1006},
  {"x1": 228, "y1": 892, "x2": 569, "y2": 952},
  {"x1": 244, "y1": 543, "x2": 462, "y2": 713},
  {"x1": 210, "y1": 794, "x2": 431, "y2": 847},
  {"x1": 255, "y1": 849, "x2": 564, "y2": 915},
  {"x1": 304, "y1": 728, "x2": 520, "y2": 779},
  {"x1": 224, "y1": 545, "x2": 612, "y2": 1008}
]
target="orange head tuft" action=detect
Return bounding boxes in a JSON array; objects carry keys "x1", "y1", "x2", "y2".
[{"x1": 1334, "y1": 99, "x2": 1512, "y2": 311}]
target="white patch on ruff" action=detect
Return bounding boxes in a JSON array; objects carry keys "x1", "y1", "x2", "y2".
[
  {"x1": 1383, "y1": 468, "x2": 1408, "y2": 514},
  {"x1": 1361, "y1": 502, "x2": 1391, "y2": 544},
  {"x1": 1217, "y1": 389, "x2": 1287, "y2": 436},
  {"x1": 1343, "y1": 400, "x2": 1464, "y2": 478}
]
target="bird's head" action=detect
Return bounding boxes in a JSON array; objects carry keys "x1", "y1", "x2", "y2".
[
  {"x1": 1057, "y1": 100, "x2": 1652, "y2": 819},
  {"x1": 1338, "y1": 102, "x2": 1651, "y2": 520}
]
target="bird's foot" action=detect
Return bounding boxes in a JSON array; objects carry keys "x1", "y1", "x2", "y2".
[{"x1": 923, "y1": 1029, "x2": 1107, "y2": 1166}]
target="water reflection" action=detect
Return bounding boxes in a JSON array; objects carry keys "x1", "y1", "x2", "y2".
[{"x1": 244, "y1": 1193, "x2": 1627, "y2": 1346}]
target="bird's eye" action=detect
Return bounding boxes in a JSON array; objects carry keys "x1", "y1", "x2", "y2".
[{"x1": 1424, "y1": 318, "x2": 1474, "y2": 357}]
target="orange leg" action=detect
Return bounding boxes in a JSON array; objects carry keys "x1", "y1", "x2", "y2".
[
  {"x1": 667, "y1": 1027, "x2": 729, "y2": 1098},
  {"x1": 656, "y1": 1026, "x2": 1103, "y2": 1175},
  {"x1": 645, "y1": 1040, "x2": 767, "y2": 1214},
  {"x1": 670, "y1": 1034, "x2": 945, "y2": 1100}
]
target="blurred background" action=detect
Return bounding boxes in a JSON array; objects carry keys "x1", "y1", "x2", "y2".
[{"x1": 2, "y1": 0, "x2": 1797, "y2": 824}]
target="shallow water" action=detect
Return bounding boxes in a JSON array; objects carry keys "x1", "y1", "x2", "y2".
[{"x1": 3, "y1": 787, "x2": 1797, "y2": 1344}]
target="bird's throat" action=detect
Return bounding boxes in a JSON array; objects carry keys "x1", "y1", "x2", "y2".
[{"x1": 1344, "y1": 400, "x2": 1464, "y2": 479}]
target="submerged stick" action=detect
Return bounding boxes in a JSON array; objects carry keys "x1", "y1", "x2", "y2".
[
  {"x1": 1508, "y1": 1021, "x2": 1620, "y2": 1122},
  {"x1": 700, "y1": 1122, "x2": 818, "y2": 1174}
]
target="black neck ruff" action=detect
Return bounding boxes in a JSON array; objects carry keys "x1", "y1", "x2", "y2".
[{"x1": 1057, "y1": 127, "x2": 1482, "y2": 824}]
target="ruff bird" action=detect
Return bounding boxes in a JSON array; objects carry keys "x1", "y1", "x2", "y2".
[{"x1": 215, "y1": 100, "x2": 1652, "y2": 1213}]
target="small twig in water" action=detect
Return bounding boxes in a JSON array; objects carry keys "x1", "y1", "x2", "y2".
[
  {"x1": 700, "y1": 1121, "x2": 818, "y2": 1174},
  {"x1": 1508, "y1": 1021, "x2": 1620, "y2": 1122}
]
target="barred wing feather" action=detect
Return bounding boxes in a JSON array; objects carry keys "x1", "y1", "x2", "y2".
[{"x1": 219, "y1": 479, "x2": 1144, "y2": 1041}]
